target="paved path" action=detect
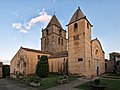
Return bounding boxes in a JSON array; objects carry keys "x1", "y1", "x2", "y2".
[
  {"x1": 0, "y1": 78, "x2": 90, "y2": 90},
  {"x1": 46, "y1": 78, "x2": 90, "y2": 90},
  {"x1": 0, "y1": 78, "x2": 37, "y2": 90}
]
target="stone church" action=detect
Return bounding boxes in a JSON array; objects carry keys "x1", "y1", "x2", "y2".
[{"x1": 10, "y1": 7, "x2": 105, "y2": 78}]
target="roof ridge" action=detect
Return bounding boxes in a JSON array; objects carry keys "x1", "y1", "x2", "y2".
[
  {"x1": 45, "y1": 15, "x2": 63, "y2": 29},
  {"x1": 68, "y1": 6, "x2": 85, "y2": 24},
  {"x1": 21, "y1": 47, "x2": 51, "y2": 54}
]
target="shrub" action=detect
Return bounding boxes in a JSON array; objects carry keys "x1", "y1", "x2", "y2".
[
  {"x1": 29, "y1": 75, "x2": 41, "y2": 83},
  {"x1": 94, "y1": 79, "x2": 100, "y2": 85},
  {"x1": 36, "y1": 55, "x2": 49, "y2": 78},
  {"x1": 16, "y1": 73, "x2": 24, "y2": 79}
]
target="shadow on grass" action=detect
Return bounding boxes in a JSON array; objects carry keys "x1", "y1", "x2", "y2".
[{"x1": 75, "y1": 79, "x2": 120, "y2": 90}]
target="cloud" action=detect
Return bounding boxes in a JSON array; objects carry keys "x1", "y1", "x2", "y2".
[{"x1": 12, "y1": 9, "x2": 52, "y2": 34}]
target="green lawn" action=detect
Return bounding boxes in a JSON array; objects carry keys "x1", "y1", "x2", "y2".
[
  {"x1": 101, "y1": 73, "x2": 120, "y2": 79},
  {"x1": 39, "y1": 74, "x2": 77, "y2": 90},
  {"x1": 39, "y1": 74, "x2": 59, "y2": 90},
  {"x1": 75, "y1": 79, "x2": 120, "y2": 90},
  {"x1": 13, "y1": 74, "x2": 77, "y2": 90}
]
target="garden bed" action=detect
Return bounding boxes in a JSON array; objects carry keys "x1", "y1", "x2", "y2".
[{"x1": 11, "y1": 74, "x2": 76, "y2": 90}]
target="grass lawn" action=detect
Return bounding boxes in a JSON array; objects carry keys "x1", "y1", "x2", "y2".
[
  {"x1": 39, "y1": 74, "x2": 59, "y2": 90},
  {"x1": 75, "y1": 79, "x2": 120, "y2": 90},
  {"x1": 39, "y1": 74, "x2": 76, "y2": 90},
  {"x1": 101, "y1": 73, "x2": 120, "y2": 79},
  {"x1": 12, "y1": 74, "x2": 77, "y2": 90},
  {"x1": 107, "y1": 73, "x2": 120, "y2": 76}
]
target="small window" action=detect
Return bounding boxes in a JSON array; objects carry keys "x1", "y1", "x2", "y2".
[
  {"x1": 87, "y1": 23, "x2": 89, "y2": 29},
  {"x1": 78, "y1": 58, "x2": 83, "y2": 61},
  {"x1": 58, "y1": 38, "x2": 60, "y2": 44},
  {"x1": 59, "y1": 29, "x2": 62, "y2": 35},
  {"x1": 38, "y1": 55, "x2": 40, "y2": 59},
  {"x1": 61, "y1": 39, "x2": 63, "y2": 45},
  {"x1": 46, "y1": 29, "x2": 49, "y2": 35},
  {"x1": 73, "y1": 35, "x2": 79, "y2": 40},
  {"x1": 24, "y1": 62, "x2": 26, "y2": 67},
  {"x1": 89, "y1": 60, "x2": 90, "y2": 68},
  {"x1": 74, "y1": 23, "x2": 78, "y2": 29},
  {"x1": 45, "y1": 39, "x2": 47, "y2": 47}
]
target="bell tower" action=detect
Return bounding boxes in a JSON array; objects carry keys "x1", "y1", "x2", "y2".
[
  {"x1": 41, "y1": 15, "x2": 67, "y2": 54},
  {"x1": 68, "y1": 7, "x2": 93, "y2": 76}
]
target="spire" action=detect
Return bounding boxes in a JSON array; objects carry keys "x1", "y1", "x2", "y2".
[
  {"x1": 68, "y1": 6, "x2": 85, "y2": 25},
  {"x1": 45, "y1": 15, "x2": 63, "y2": 29}
]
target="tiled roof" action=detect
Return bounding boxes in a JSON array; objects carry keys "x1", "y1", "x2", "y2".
[
  {"x1": 21, "y1": 47, "x2": 51, "y2": 54},
  {"x1": 49, "y1": 51, "x2": 68, "y2": 59},
  {"x1": 109, "y1": 52, "x2": 120, "y2": 57},
  {"x1": 45, "y1": 15, "x2": 63, "y2": 29}
]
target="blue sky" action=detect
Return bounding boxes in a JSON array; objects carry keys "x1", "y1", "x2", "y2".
[{"x1": 0, "y1": 0, "x2": 120, "y2": 64}]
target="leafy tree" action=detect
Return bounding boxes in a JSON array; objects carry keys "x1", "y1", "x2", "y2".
[{"x1": 36, "y1": 55, "x2": 49, "y2": 78}]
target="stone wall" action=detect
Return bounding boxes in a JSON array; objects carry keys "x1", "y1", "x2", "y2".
[
  {"x1": 49, "y1": 57, "x2": 68, "y2": 74},
  {"x1": 10, "y1": 47, "x2": 50, "y2": 77},
  {"x1": 41, "y1": 25, "x2": 67, "y2": 54}
]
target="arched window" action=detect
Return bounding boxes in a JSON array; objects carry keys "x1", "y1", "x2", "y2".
[
  {"x1": 89, "y1": 60, "x2": 90, "y2": 68},
  {"x1": 87, "y1": 23, "x2": 89, "y2": 29},
  {"x1": 61, "y1": 39, "x2": 63, "y2": 45},
  {"x1": 95, "y1": 49, "x2": 99, "y2": 58},
  {"x1": 95, "y1": 49, "x2": 98, "y2": 55},
  {"x1": 59, "y1": 29, "x2": 62, "y2": 35},
  {"x1": 47, "y1": 38, "x2": 49, "y2": 45},
  {"x1": 45, "y1": 39, "x2": 47, "y2": 47},
  {"x1": 74, "y1": 23, "x2": 78, "y2": 29},
  {"x1": 58, "y1": 38, "x2": 60, "y2": 44},
  {"x1": 46, "y1": 29, "x2": 48, "y2": 35}
]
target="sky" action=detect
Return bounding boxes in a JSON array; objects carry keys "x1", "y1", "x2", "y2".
[{"x1": 0, "y1": 0, "x2": 120, "y2": 64}]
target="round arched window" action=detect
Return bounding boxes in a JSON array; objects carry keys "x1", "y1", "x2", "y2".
[{"x1": 95, "y1": 49, "x2": 99, "y2": 58}]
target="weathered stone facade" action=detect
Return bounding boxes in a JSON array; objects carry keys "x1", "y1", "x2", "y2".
[
  {"x1": 41, "y1": 15, "x2": 67, "y2": 54},
  {"x1": 49, "y1": 51, "x2": 68, "y2": 74},
  {"x1": 10, "y1": 47, "x2": 50, "y2": 76},
  {"x1": 0, "y1": 62, "x2": 3, "y2": 78},
  {"x1": 68, "y1": 7, "x2": 105, "y2": 77},
  {"x1": 10, "y1": 7, "x2": 105, "y2": 78}
]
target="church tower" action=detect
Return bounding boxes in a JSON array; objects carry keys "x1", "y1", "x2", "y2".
[
  {"x1": 68, "y1": 7, "x2": 93, "y2": 77},
  {"x1": 41, "y1": 15, "x2": 67, "y2": 54}
]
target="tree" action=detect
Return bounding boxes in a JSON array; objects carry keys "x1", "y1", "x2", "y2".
[{"x1": 36, "y1": 55, "x2": 49, "y2": 78}]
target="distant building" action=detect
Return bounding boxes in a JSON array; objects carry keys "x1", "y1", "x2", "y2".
[
  {"x1": 10, "y1": 7, "x2": 105, "y2": 78},
  {"x1": 0, "y1": 62, "x2": 3, "y2": 78}
]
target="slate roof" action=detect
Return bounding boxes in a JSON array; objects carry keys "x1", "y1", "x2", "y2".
[
  {"x1": 49, "y1": 51, "x2": 68, "y2": 59},
  {"x1": 45, "y1": 15, "x2": 63, "y2": 29}
]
